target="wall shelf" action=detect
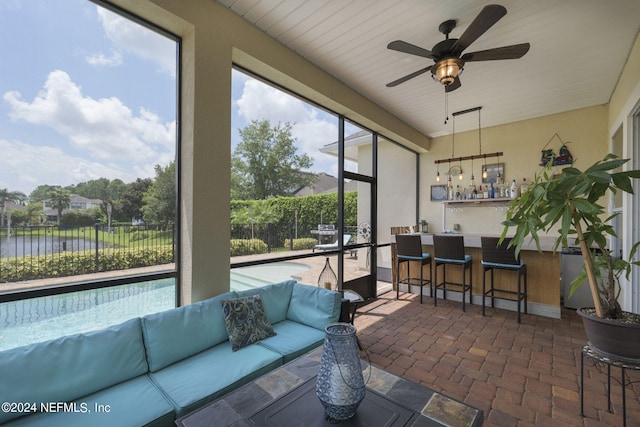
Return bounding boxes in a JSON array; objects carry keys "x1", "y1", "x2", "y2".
[{"x1": 443, "y1": 198, "x2": 513, "y2": 206}]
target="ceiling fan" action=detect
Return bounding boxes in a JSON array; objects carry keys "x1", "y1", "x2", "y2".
[{"x1": 386, "y1": 4, "x2": 530, "y2": 92}]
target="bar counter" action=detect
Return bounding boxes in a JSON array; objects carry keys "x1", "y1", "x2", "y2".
[{"x1": 391, "y1": 233, "x2": 562, "y2": 319}]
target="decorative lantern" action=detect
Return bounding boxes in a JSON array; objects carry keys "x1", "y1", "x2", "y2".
[
  {"x1": 315, "y1": 323, "x2": 365, "y2": 421},
  {"x1": 318, "y1": 257, "x2": 337, "y2": 290},
  {"x1": 420, "y1": 220, "x2": 429, "y2": 233}
]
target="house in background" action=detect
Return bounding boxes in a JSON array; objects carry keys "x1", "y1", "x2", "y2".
[
  {"x1": 42, "y1": 194, "x2": 102, "y2": 223},
  {"x1": 292, "y1": 172, "x2": 357, "y2": 197}
]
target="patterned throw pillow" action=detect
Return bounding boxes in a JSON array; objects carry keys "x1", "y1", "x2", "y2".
[{"x1": 221, "y1": 294, "x2": 276, "y2": 351}]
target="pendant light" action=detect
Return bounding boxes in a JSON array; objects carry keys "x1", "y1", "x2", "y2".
[
  {"x1": 482, "y1": 155, "x2": 488, "y2": 180},
  {"x1": 470, "y1": 156, "x2": 475, "y2": 187},
  {"x1": 436, "y1": 163, "x2": 440, "y2": 182}
]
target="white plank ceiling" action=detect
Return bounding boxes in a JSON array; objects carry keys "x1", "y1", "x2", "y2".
[{"x1": 217, "y1": 0, "x2": 640, "y2": 138}]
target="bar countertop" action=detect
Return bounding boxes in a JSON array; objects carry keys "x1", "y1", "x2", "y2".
[{"x1": 392, "y1": 232, "x2": 559, "y2": 252}]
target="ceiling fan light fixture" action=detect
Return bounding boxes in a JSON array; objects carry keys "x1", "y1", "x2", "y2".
[{"x1": 432, "y1": 58, "x2": 463, "y2": 86}]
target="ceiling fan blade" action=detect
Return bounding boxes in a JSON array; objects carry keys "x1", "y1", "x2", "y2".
[
  {"x1": 451, "y1": 4, "x2": 507, "y2": 55},
  {"x1": 387, "y1": 40, "x2": 435, "y2": 59},
  {"x1": 386, "y1": 67, "x2": 432, "y2": 87},
  {"x1": 461, "y1": 43, "x2": 530, "y2": 61},
  {"x1": 445, "y1": 76, "x2": 461, "y2": 93}
]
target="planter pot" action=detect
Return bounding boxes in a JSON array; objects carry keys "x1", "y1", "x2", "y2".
[{"x1": 577, "y1": 307, "x2": 640, "y2": 362}]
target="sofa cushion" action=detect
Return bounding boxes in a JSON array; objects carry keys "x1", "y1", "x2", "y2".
[
  {"x1": 286, "y1": 284, "x2": 342, "y2": 330},
  {"x1": 235, "y1": 280, "x2": 295, "y2": 324},
  {"x1": 0, "y1": 318, "x2": 148, "y2": 424},
  {"x1": 3, "y1": 375, "x2": 175, "y2": 427},
  {"x1": 148, "y1": 341, "x2": 282, "y2": 417},
  {"x1": 141, "y1": 291, "x2": 236, "y2": 372},
  {"x1": 258, "y1": 319, "x2": 326, "y2": 363},
  {"x1": 221, "y1": 294, "x2": 276, "y2": 351}
]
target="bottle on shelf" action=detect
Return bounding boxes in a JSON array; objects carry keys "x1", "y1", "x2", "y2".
[
  {"x1": 489, "y1": 182, "x2": 495, "y2": 199},
  {"x1": 510, "y1": 179, "x2": 518, "y2": 199},
  {"x1": 521, "y1": 178, "x2": 529, "y2": 195},
  {"x1": 483, "y1": 186, "x2": 489, "y2": 199},
  {"x1": 455, "y1": 185, "x2": 461, "y2": 200},
  {"x1": 476, "y1": 185, "x2": 483, "y2": 199}
]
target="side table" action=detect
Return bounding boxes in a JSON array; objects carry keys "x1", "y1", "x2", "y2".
[
  {"x1": 580, "y1": 343, "x2": 640, "y2": 427},
  {"x1": 340, "y1": 289, "x2": 365, "y2": 324}
]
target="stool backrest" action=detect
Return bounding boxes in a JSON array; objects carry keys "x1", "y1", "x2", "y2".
[
  {"x1": 481, "y1": 236, "x2": 520, "y2": 265},
  {"x1": 433, "y1": 235, "x2": 465, "y2": 260},
  {"x1": 396, "y1": 234, "x2": 423, "y2": 257}
]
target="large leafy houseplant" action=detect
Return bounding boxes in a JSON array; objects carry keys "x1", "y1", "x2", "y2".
[{"x1": 500, "y1": 154, "x2": 640, "y2": 320}]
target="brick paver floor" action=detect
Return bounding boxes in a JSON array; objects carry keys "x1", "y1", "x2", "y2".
[{"x1": 353, "y1": 292, "x2": 640, "y2": 426}]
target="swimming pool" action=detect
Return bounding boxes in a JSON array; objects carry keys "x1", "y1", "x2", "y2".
[
  {"x1": 0, "y1": 279, "x2": 175, "y2": 352},
  {"x1": 230, "y1": 261, "x2": 310, "y2": 291},
  {"x1": 0, "y1": 261, "x2": 310, "y2": 351}
]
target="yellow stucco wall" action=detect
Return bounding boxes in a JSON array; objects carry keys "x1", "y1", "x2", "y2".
[{"x1": 420, "y1": 105, "x2": 609, "y2": 234}]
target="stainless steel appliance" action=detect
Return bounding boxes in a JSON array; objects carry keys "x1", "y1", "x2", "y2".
[{"x1": 561, "y1": 247, "x2": 594, "y2": 309}]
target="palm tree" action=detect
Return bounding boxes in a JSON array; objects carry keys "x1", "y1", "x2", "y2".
[
  {"x1": 48, "y1": 187, "x2": 71, "y2": 225},
  {"x1": 0, "y1": 188, "x2": 26, "y2": 227}
]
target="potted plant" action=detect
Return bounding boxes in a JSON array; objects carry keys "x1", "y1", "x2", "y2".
[{"x1": 500, "y1": 153, "x2": 640, "y2": 359}]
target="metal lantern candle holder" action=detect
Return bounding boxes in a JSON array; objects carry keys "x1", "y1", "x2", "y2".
[{"x1": 315, "y1": 323, "x2": 365, "y2": 422}]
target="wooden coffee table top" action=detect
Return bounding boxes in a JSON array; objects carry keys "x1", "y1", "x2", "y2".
[{"x1": 175, "y1": 347, "x2": 483, "y2": 427}]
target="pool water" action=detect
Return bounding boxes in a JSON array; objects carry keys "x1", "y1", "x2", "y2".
[
  {"x1": 0, "y1": 261, "x2": 310, "y2": 352},
  {"x1": 230, "y1": 261, "x2": 310, "y2": 291},
  {"x1": 0, "y1": 279, "x2": 175, "y2": 352}
]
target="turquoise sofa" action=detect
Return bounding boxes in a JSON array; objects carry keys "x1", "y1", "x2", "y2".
[{"x1": 0, "y1": 280, "x2": 341, "y2": 426}]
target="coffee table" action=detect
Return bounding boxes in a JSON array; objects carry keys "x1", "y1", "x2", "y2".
[{"x1": 175, "y1": 348, "x2": 483, "y2": 427}]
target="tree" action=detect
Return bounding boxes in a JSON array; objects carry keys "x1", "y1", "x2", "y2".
[
  {"x1": 231, "y1": 200, "x2": 282, "y2": 239},
  {"x1": 48, "y1": 187, "x2": 71, "y2": 225},
  {"x1": 142, "y1": 162, "x2": 175, "y2": 229},
  {"x1": 0, "y1": 188, "x2": 27, "y2": 227},
  {"x1": 24, "y1": 202, "x2": 44, "y2": 225},
  {"x1": 29, "y1": 185, "x2": 57, "y2": 203},
  {"x1": 232, "y1": 120, "x2": 315, "y2": 199},
  {"x1": 120, "y1": 178, "x2": 153, "y2": 223}
]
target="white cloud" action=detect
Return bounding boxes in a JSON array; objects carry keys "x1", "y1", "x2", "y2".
[
  {"x1": 0, "y1": 139, "x2": 134, "y2": 194},
  {"x1": 97, "y1": 7, "x2": 176, "y2": 78},
  {"x1": 85, "y1": 49, "x2": 123, "y2": 67},
  {"x1": 236, "y1": 78, "x2": 342, "y2": 175},
  {"x1": 2, "y1": 70, "x2": 174, "y2": 194}
]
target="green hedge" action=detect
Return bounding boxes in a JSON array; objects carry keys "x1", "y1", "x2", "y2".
[
  {"x1": 0, "y1": 246, "x2": 174, "y2": 282},
  {"x1": 284, "y1": 238, "x2": 317, "y2": 250},
  {"x1": 231, "y1": 190, "x2": 357, "y2": 237},
  {"x1": 230, "y1": 239, "x2": 268, "y2": 256}
]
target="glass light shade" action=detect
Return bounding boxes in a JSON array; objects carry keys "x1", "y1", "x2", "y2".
[
  {"x1": 318, "y1": 257, "x2": 337, "y2": 290},
  {"x1": 433, "y1": 58, "x2": 463, "y2": 85}
]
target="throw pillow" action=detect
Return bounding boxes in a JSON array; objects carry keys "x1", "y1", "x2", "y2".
[{"x1": 221, "y1": 294, "x2": 276, "y2": 351}]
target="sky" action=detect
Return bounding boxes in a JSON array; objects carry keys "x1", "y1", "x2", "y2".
[{"x1": 0, "y1": 0, "x2": 352, "y2": 198}]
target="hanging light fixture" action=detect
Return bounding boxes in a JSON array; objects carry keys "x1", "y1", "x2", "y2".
[
  {"x1": 432, "y1": 58, "x2": 464, "y2": 86},
  {"x1": 458, "y1": 158, "x2": 463, "y2": 180},
  {"x1": 496, "y1": 153, "x2": 502, "y2": 183},
  {"x1": 477, "y1": 108, "x2": 488, "y2": 179},
  {"x1": 470, "y1": 157, "x2": 475, "y2": 187},
  {"x1": 482, "y1": 155, "x2": 488, "y2": 179},
  {"x1": 436, "y1": 163, "x2": 440, "y2": 182}
]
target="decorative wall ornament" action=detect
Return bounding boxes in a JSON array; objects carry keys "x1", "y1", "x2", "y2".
[{"x1": 540, "y1": 133, "x2": 573, "y2": 166}]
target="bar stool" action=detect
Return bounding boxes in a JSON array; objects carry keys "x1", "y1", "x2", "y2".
[
  {"x1": 433, "y1": 235, "x2": 472, "y2": 311},
  {"x1": 395, "y1": 234, "x2": 432, "y2": 304},
  {"x1": 481, "y1": 236, "x2": 528, "y2": 323}
]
